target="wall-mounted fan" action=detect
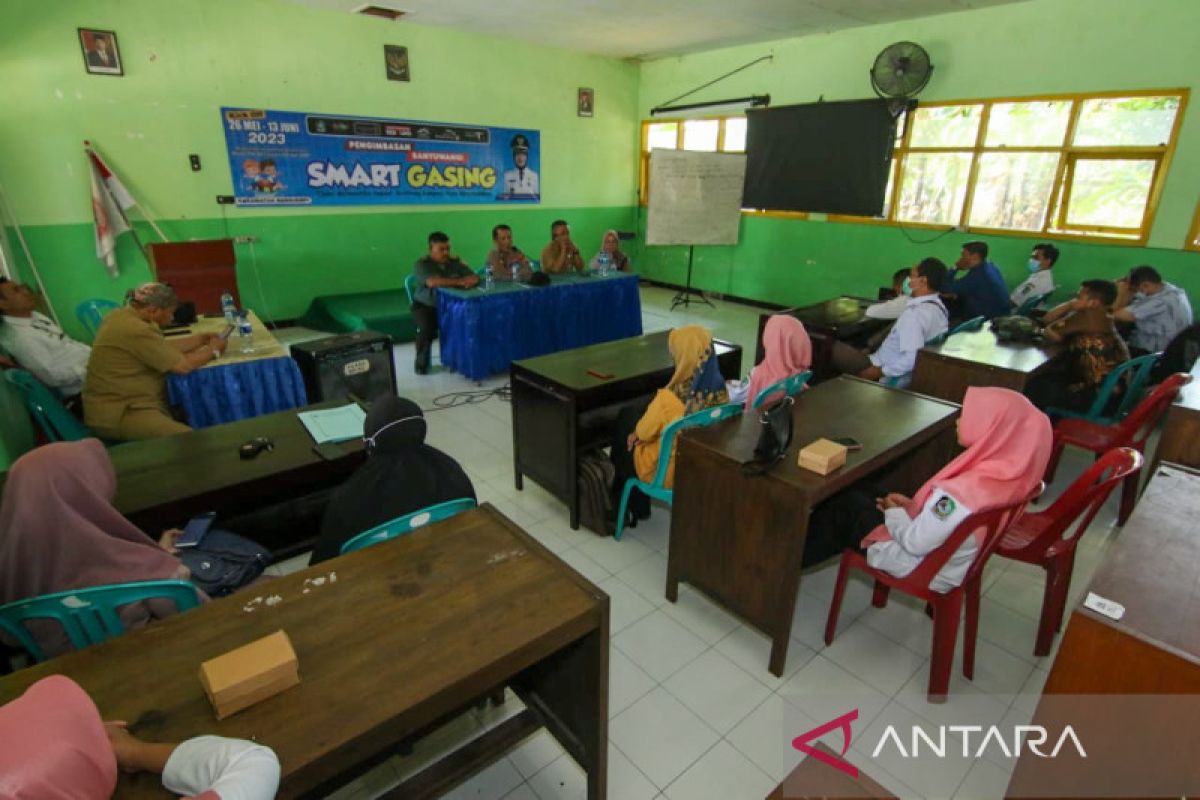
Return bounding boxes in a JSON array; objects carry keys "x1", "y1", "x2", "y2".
[{"x1": 870, "y1": 41, "x2": 933, "y2": 114}]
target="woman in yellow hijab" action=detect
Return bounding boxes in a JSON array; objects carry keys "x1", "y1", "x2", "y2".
[{"x1": 608, "y1": 325, "x2": 729, "y2": 531}]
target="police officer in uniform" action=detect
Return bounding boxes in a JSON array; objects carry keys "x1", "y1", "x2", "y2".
[{"x1": 502, "y1": 134, "x2": 539, "y2": 198}]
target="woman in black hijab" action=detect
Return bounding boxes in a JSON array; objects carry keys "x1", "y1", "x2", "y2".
[{"x1": 309, "y1": 395, "x2": 476, "y2": 564}]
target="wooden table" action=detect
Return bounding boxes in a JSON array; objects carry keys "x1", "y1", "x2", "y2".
[
  {"x1": 910, "y1": 328, "x2": 1055, "y2": 404},
  {"x1": 755, "y1": 297, "x2": 888, "y2": 380},
  {"x1": 0, "y1": 505, "x2": 609, "y2": 800},
  {"x1": 109, "y1": 400, "x2": 365, "y2": 556},
  {"x1": 1007, "y1": 464, "x2": 1200, "y2": 799},
  {"x1": 768, "y1": 743, "x2": 896, "y2": 799},
  {"x1": 669, "y1": 377, "x2": 960, "y2": 675},
  {"x1": 1149, "y1": 359, "x2": 1200, "y2": 471},
  {"x1": 511, "y1": 331, "x2": 742, "y2": 529}
]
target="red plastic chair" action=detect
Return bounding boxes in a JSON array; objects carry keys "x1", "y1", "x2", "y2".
[
  {"x1": 1043, "y1": 373, "x2": 1191, "y2": 526},
  {"x1": 824, "y1": 484, "x2": 1042, "y2": 702},
  {"x1": 997, "y1": 447, "x2": 1143, "y2": 657}
]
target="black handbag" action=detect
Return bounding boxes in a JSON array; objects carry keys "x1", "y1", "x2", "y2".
[
  {"x1": 742, "y1": 395, "x2": 794, "y2": 475},
  {"x1": 178, "y1": 529, "x2": 270, "y2": 597}
]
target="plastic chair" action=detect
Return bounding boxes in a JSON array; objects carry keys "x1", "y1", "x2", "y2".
[
  {"x1": 0, "y1": 580, "x2": 202, "y2": 663},
  {"x1": 997, "y1": 448, "x2": 1142, "y2": 656},
  {"x1": 404, "y1": 274, "x2": 418, "y2": 306},
  {"x1": 340, "y1": 498, "x2": 477, "y2": 555},
  {"x1": 1015, "y1": 292, "x2": 1053, "y2": 317},
  {"x1": 1044, "y1": 372, "x2": 1191, "y2": 526},
  {"x1": 750, "y1": 370, "x2": 812, "y2": 410},
  {"x1": 925, "y1": 316, "x2": 985, "y2": 347},
  {"x1": 825, "y1": 483, "x2": 1042, "y2": 702},
  {"x1": 615, "y1": 403, "x2": 744, "y2": 541},
  {"x1": 3, "y1": 369, "x2": 92, "y2": 442},
  {"x1": 1046, "y1": 352, "x2": 1160, "y2": 425},
  {"x1": 75, "y1": 298, "x2": 119, "y2": 338}
]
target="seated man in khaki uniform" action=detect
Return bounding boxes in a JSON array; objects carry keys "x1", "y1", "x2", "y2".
[
  {"x1": 83, "y1": 282, "x2": 227, "y2": 440},
  {"x1": 540, "y1": 219, "x2": 585, "y2": 274}
]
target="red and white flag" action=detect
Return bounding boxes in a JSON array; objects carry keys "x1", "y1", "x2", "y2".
[{"x1": 86, "y1": 147, "x2": 134, "y2": 277}]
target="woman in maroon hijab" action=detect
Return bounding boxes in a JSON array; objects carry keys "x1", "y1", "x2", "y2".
[{"x1": 0, "y1": 439, "x2": 203, "y2": 657}]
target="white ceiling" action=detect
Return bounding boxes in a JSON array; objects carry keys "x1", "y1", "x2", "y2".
[{"x1": 286, "y1": 0, "x2": 1031, "y2": 61}]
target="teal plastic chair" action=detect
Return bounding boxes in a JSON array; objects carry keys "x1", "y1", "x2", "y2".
[
  {"x1": 0, "y1": 580, "x2": 202, "y2": 663},
  {"x1": 75, "y1": 298, "x2": 119, "y2": 338},
  {"x1": 615, "y1": 403, "x2": 744, "y2": 541},
  {"x1": 404, "y1": 274, "x2": 419, "y2": 306},
  {"x1": 1015, "y1": 292, "x2": 1053, "y2": 317},
  {"x1": 4, "y1": 369, "x2": 92, "y2": 442},
  {"x1": 340, "y1": 497, "x2": 477, "y2": 555},
  {"x1": 1047, "y1": 352, "x2": 1161, "y2": 424},
  {"x1": 926, "y1": 315, "x2": 985, "y2": 347},
  {"x1": 750, "y1": 370, "x2": 812, "y2": 410}
]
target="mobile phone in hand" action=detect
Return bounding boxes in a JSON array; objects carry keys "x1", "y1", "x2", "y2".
[{"x1": 176, "y1": 511, "x2": 217, "y2": 548}]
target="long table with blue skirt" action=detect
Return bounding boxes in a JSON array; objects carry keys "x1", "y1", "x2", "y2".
[
  {"x1": 166, "y1": 311, "x2": 308, "y2": 427},
  {"x1": 437, "y1": 271, "x2": 643, "y2": 381}
]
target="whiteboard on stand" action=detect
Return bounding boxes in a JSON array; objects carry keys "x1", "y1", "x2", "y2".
[{"x1": 645, "y1": 149, "x2": 746, "y2": 246}]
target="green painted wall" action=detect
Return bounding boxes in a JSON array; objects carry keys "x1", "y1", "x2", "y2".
[{"x1": 635, "y1": 0, "x2": 1200, "y2": 308}]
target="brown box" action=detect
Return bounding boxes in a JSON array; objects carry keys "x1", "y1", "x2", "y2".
[
  {"x1": 199, "y1": 630, "x2": 300, "y2": 720},
  {"x1": 797, "y1": 438, "x2": 849, "y2": 475}
]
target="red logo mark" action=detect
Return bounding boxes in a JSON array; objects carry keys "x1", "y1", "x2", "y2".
[{"x1": 791, "y1": 709, "x2": 859, "y2": 778}]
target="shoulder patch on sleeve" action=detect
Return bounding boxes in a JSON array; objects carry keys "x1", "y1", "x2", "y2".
[{"x1": 932, "y1": 494, "x2": 957, "y2": 520}]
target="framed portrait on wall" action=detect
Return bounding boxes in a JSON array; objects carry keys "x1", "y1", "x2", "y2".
[
  {"x1": 384, "y1": 45, "x2": 410, "y2": 82},
  {"x1": 578, "y1": 87, "x2": 594, "y2": 117},
  {"x1": 79, "y1": 28, "x2": 123, "y2": 76}
]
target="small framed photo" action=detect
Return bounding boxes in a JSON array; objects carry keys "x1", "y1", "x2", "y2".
[
  {"x1": 578, "y1": 87, "x2": 594, "y2": 117},
  {"x1": 79, "y1": 28, "x2": 122, "y2": 76},
  {"x1": 384, "y1": 45, "x2": 410, "y2": 82}
]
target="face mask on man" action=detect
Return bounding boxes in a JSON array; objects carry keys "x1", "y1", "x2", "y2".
[
  {"x1": 901, "y1": 277, "x2": 913, "y2": 296},
  {"x1": 1027, "y1": 258, "x2": 1042, "y2": 273}
]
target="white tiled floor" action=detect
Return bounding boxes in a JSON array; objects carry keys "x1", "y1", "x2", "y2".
[{"x1": 275, "y1": 285, "x2": 1126, "y2": 799}]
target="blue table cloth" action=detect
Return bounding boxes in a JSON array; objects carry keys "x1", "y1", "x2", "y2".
[
  {"x1": 168, "y1": 356, "x2": 308, "y2": 428},
  {"x1": 437, "y1": 272, "x2": 643, "y2": 380}
]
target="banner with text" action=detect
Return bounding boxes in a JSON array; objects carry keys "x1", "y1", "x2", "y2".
[{"x1": 220, "y1": 107, "x2": 541, "y2": 207}]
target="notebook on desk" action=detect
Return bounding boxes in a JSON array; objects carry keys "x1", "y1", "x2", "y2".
[{"x1": 298, "y1": 403, "x2": 367, "y2": 444}]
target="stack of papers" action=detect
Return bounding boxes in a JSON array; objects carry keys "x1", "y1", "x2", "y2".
[{"x1": 298, "y1": 403, "x2": 367, "y2": 444}]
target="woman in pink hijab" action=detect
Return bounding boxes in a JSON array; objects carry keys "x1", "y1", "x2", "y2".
[
  {"x1": 744, "y1": 315, "x2": 812, "y2": 410},
  {"x1": 0, "y1": 440, "x2": 200, "y2": 658},
  {"x1": 804, "y1": 387, "x2": 1052, "y2": 591},
  {"x1": 0, "y1": 675, "x2": 280, "y2": 799}
]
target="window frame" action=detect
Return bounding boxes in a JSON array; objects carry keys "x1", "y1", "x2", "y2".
[
  {"x1": 1185, "y1": 200, "x2": 1200, "y2": 252},
  {"x1": 640, "y1": 88, "x2": 1188, "y2": 246}
]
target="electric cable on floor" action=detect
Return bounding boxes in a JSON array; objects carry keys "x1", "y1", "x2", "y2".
[{"x1": 426, "y1": 383, "x2": 511, "y2": 412}]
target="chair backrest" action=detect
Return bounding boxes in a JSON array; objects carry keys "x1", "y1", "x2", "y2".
[
  {"x1": 649, "y1": 403, "x2": 745, "y2": 488},
  {"x1": 1015, "y1": 292, "x2": 1053, "y2": 317},
  {"x1": 404, "y1": 274, "x2": 418, "y2": 306},
  {"x1": 751, "y1": 370, "x2": 812, "y2": 410},
  {"x1": 903, "y1": 482, "x2": 1044, "y2": 591},
  {"x1": 3, "y1": 369, "x2": 92, "y2": 442},
  {"x1": 74, "y1": 298, "x2": 119, "y2": 338},
  {"x1": 1113, "y1": 351, "x2": 1162, "y2": 419},
  {"x1": 1114, "y1": 372, "x2": 1192, "y2": 449},
  {"x1": 1008, "y1": 448, "x2": 1142, "y2": 558},
  {"x1": 0, "y1": 580, "x2": 202, "y2": 663},
  {"x1": 950, "y1": 316, "x2": 986, "y2": 336},
  {"x1": 340, "y1": 497, "x2": 477, "y2": 555},
  {"x1": 1076, "y1": 352, "x2": 1158, "y2": 421}
]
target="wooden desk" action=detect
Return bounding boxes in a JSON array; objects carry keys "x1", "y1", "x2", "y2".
[
  {"x1": 910, "y1": 328, "x2": 1055, "y2": 404},
  {"x1": 768, "y1": 743, "x2": 896, "y2": 799},
  {"x1": 1149, "y1": 360, "x2": 1200, "y2": 471},
  {"x1": 109, "y1": 401, "x2": 365, "y2": 555},
  {"x1": 1007, "y1": 464, "x2": 1200, "y2": 799},
  {"x1": 511, "y1": 331, "x2": 742, "y2": 529},
  {"x1": 756, "y1": 297, "x2": 888, "y2": 380},
  {"x1": 0, "y1": 505, "x2": 609, "y2": 800},
  {"x1": 669, "y1": 377, "x2": 960, "y2": 675}
]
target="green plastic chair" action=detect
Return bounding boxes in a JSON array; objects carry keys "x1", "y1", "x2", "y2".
[
  {"x1": 615, "y1": 403, "x2": 744, "y2": 541},
  {"x1": 340, "y1": 497, "x2": 477, "y2": 555},
  {"x1": 404, "y1": 274, "x2": 419, "y2": 306},
  {"x1": 4, "y1": 369, "x2": 92, "y2": 442},
  {"x1": 0, "y1": 580, "x2": 202, "y2": 663},
  {"x1": 750, "y1": 370, "x2": 812, "y2": 410},
  {"x1": 1047, "y1": 352, "x2": 1161, "y2": 424},
  {"x1": 926, "y1": 315, "x2": 985, "y2": 347},
  {"x1": 1015, "y1": 292, "x2": 1053, "y2": 317},
  {"x1": 75, "y1": 298, "x2": 119, "y2": 338}
]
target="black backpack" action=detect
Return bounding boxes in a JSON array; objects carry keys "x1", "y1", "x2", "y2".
[{"x1": 178, "y1": 529, "x2": 270, "y2": 597}]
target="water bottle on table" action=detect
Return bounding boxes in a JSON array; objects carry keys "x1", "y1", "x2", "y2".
[
  {"x1": 235, "y1": 310, "x2": 255, "y2": 354},
  {"x1": 484, "y1": 263, "x2": 494, "y2": 292},
  {"x1": 597, "y1": 252, "x2": 611, "y2": 277},
  {"x1": 220, "y1": 291, "x2": 237, "y2": 323}
]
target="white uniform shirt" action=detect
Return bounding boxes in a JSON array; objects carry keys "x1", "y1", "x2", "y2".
[
  {"x1": 162, "y1": 736, "x2": 280, "y2": 800},
  {"x1": 864, "y1": 294, "x2": 909, "y2": 321},
  {"x1": 866, "y1": 490, "x2": 975, "y2": 593},
  {"x1": 868, "y1": 294, "x2": 948, "y2": 378},
  {"x1": 1009, "y1": 269, "x2": 1055, "y2": 307},
  {"x1": 0, "y1": 311, "x2": 91, "y2": 396},
  {"x1": 502, "y1": 167, "x2": 539, "y2": 197}
]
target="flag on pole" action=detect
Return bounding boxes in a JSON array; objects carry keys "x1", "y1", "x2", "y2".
[{"x1": 86, "y1": 145, "x2": 135, "y2": 278}]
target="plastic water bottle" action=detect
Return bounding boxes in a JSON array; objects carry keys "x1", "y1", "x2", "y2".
[
  {"x1": 598, "y1": 252, "x2": 611, "y2": 277},
  {"x1": 236, "y1": 310, "x2": 255, "y2": 354},
  {"x1": 484, "y1": 263, "x2": 494, "y2": 292},
  {"x1": 220, "y1": 291, "x2": 237, "y2": 323}
]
